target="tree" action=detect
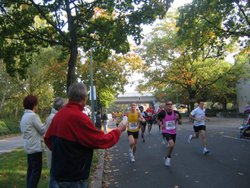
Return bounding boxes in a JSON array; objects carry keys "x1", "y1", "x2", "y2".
[
  {"x1": 138, "y1": 11, "x2": 250, "y2": 110},
  {"x1": 0, "y1": 46, "x2": 66, "y2": 118},
  {"x1": 176, "y1": 0, "x2": 249, "y2": 57},
  {"x1": 79, "y1": 50, "x2": 143, "y2": 108},
  {"x1": 0, "y1": 0, "x2": 173, "y2": 90}
]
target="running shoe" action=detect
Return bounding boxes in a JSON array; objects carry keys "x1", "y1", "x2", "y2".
[
  {"x1": 131, "y1": 155, "x2": 135, "y2": 162},
  {"x1": 188, "y1": 135, "x2": 193, "y2": 143},
  {"x1": 143, "y1": 138, "x2": 145, "y2": 143},
  {"x1": 129, "y1": 148, "x2": 133, "y2": 156},
  {"x1": 203, "y1": 148, "x2": 209, "y2": 155},
  {"x1": 164, "y1": 157, "x2": 171, "y2": 166},
  {"x1": 129, "y1": 148, "x2": 135, "y2": 162}
]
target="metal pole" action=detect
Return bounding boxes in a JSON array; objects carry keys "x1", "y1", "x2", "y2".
[{"x1": 90, "y1": 49, "x2": 95, "y2": 123}]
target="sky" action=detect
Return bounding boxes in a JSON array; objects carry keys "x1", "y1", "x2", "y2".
[{"x1": 124, "y1": 0, "x2": 192, "y2": 93}]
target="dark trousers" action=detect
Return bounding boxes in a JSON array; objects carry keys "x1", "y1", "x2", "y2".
[{"x1": 27, "y1": 152, "x2": 42, "y2": 188}]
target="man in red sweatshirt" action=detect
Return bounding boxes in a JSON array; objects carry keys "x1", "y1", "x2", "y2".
[{"x1": 44, "y1": 82, "x2": 126, "y2": 188}]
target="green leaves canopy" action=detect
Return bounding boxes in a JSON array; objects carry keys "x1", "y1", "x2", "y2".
[
  {"x1": 176, "y1": 0, "x2": 250, "y2": 57},
  {"x1": 0, "y1": 0, "x2": 173, "y2": 89}
]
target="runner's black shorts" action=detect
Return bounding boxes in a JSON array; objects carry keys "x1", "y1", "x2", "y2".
[
  {"x1": 193, "y1": 125, "x2": 206, "y2": 132},
  {"x1": 162, "y1": 133, "x2": 176, "y2": 142},
  {"x1": 127, "y1": 131, "x2": 139, "y2": 139}
]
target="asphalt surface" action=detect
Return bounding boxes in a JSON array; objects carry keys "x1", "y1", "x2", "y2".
[
  {"x1": 1, "y1": 118, "x2": 249, "y2": 188},
  {"x1": 0, "y1": 135, "x2": 22, "y2": 154},
  {"x1": 103, "y1": 117, "x2": 250, "y2": 188}
]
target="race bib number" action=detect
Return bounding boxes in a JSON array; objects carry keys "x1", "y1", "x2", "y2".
[
  {"x1": 165, "y1": 120, "x2": 176, "y2": 130},
  {"x1": 197, "y1": 114, "x2": 205, "y2": 122},
  {"x1": 129, "y1": 122, "x2": 138, "y2": 130}
]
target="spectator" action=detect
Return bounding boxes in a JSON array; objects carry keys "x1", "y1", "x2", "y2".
[
  {"x1": 44, "y1": 97, "x2": 65, "y2": 187},
  {"x1": 95, "y1": 111, "x2": 102, "y2": 130},
  {"x1": 44, "y1": 82, "x2": 126, "y2": 188},
  {"x1": 102, "y1": 110, "x2": 108, "y2": 133},
  {"x1": 20, "y1": 94, "x2": 46, "y2": 188}
]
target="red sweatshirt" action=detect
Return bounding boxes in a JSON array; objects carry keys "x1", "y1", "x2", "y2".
[{"x1": 44, "y1": 101, "x2": 121, "y2": 181}]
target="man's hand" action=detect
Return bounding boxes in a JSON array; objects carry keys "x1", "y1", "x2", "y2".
[{"x1": 117, "y1": 116, "x2": 127, "y2": 132}]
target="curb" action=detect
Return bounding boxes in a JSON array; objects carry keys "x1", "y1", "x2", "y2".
[{"x1": 89, "y1": 149, "x2": 105, "y2": 188}]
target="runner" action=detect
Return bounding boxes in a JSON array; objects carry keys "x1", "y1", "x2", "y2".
[
  {"x1": 145, "y1": 103, "x2": 156, "y2": 134},
  {"x1": 138, "y1": 106, "x2": 147, "y2": 142},
  {"x1": 158, "y1": 101, "x2": 181, "y2": 166},
  {"x1": 125, "y1": 103, "x2": 145, "y2": 162},
  {"x1": 188, "y1": 100, "x2": 209, "y2": 155}
]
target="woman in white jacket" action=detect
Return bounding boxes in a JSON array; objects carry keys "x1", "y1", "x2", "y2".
[{"x1": 20, "y1": 95, "x2": 46, "y2": 188}]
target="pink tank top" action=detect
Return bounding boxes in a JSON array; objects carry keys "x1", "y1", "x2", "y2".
[{"x1": 162, "y1": 111, "x2": 176, "y2": 134}]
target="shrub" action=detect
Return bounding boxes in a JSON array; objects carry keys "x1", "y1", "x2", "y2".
[
  {"x1": 0, "y1": 120, "x2": 8, "y2": 135},
  {"x1": 4, "y1": 119, "x2": 20, "y2": 134}
]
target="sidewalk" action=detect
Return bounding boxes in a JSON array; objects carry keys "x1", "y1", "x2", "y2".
[{"x1": 0, "y1": 135, "x2": 22, "y2": 154}]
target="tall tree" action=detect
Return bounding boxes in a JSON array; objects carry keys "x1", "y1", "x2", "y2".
[
  {"x1": 139, "y1": 11, "x2": 250, "y2": 110},
  {"x1": 0, "y1": 0, "x2": 173, "y2": 90},
  {"x1": 176, "y1": 0, "x2": 249, "y2": 57}
]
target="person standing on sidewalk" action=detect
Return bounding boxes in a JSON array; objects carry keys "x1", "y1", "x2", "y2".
[
  {"x1": 188, "y1": 100, "x2": 209, "y2": 155},
  {"x1": 44, "y1": 97, "x2": 65, "y2": 187},
  {"x1": 125, "y1": 103, "x2": 145, "y2": 162},
  {"x1": 20, "y1": 95, "x2": 46, "y2": 188},
  {"x1": 102, "y1": 110, "x2": 108, "y2": 133},
  {"x1": 157, "y1": 101, "x2": 181, "y2": 166},
  {"x1": 95, "y1": 111, "x2": 102, "y2": 130},
  {"x1": 44, "y1": 82, "x2": 127, "y2": 188}
]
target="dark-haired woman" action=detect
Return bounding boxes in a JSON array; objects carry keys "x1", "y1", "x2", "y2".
[{"x1": 20, "y1": 95, "x2": 46, "y2": 188}]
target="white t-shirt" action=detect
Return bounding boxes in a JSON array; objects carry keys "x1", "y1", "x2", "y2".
[{"x1": 190, "y1": 106, "x2": 206, "y2": 126}]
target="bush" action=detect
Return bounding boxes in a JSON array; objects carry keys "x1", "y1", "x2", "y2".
[
  {"x1": 0, "y1": 119, "x2": 20, "y2": 135},
  {"x1": 4, "y1": 119, "x2": 20, "y2": 134},
  {"x1": 0, "y1": 120, "x2": 8, "y2": 135}
]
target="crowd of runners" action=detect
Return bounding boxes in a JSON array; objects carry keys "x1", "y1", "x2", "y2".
[{"x1": 106, "y1": 101, "x2": 209, "y2": 167}]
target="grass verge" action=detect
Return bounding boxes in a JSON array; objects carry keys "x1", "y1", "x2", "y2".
[{"x1": 0, "y1": 147, "x2": 98, "y2": 187}]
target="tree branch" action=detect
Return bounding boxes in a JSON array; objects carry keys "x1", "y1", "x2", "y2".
[{"x1": 30, "y1": 0, "x2": 70, "y2": 44}]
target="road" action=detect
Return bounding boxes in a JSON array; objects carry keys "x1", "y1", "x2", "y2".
[
  {"x1": 103, "y1": 117, "x2": 250, "y2": 188},
  {"x1": 0, "y1": 135, "x2": 22, "y2": 154}
]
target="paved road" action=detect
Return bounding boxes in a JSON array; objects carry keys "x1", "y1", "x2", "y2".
[
  {"x1": 0, "y1": 135, "x2": 22, "y2": 154},
  {"x1": 103, "y1": 117, "x2": 250, "y2": 188}
]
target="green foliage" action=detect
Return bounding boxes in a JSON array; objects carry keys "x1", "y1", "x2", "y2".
[
  {"x1": 139, "y1": 10, "x2": 250, "y2": 110},
  {"x1": 176, "y1": 0, "x2": 249, "y2": 57},
  {"x1": 0, "y1": 119, "x2": 20, "y2": 135},
  {"x1": 79, "y1": 51, "x2": 143, "y2": 108},
  {"x1": 0, "y1": 0, "x2": 174, "y2": 89},
  {"x1": 0, "y1": 120, "x2": 8, "y2": 135}
]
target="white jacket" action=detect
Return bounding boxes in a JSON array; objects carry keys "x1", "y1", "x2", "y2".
[{"x1": 20, "y1": 110, "x2": 46, "y2": 154}]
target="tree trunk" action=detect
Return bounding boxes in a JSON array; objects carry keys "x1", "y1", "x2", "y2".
[
  {"x1": 188, "y1": 87, "x2": 196, "y2": 111},
  {"x1": 66, "y1": 1, "x2": 78, "y2": 92},
  {"x1": 67, "y1": 45, "x2": 78, "y2": 92}
]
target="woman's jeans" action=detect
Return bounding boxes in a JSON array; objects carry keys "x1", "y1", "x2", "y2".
[{"x1": 27, "y1": 152, "x2": 42, "y2": 188}]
